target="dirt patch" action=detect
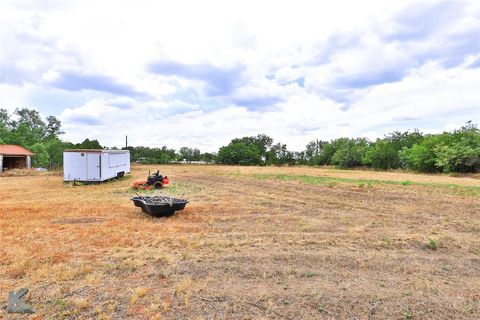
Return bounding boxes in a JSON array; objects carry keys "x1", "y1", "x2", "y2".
[{"x1": 52, "y1": 217, "x2": 105, "y2": 224}]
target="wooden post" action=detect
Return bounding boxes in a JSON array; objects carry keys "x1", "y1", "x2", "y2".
[
  {"x1": 26, "y1": 156, "x2": 31, "y2": 169},
  {"x1": 0, "y1": 154, "x2": 3, "y2": 172}
]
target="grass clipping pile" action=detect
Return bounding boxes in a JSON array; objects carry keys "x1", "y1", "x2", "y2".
[
  {"x1": 138, "y1": 195, "x2": 187, "y2": 205},
  {"x1": 0, "y1": 164, "x2": 479, "y2": 319}
]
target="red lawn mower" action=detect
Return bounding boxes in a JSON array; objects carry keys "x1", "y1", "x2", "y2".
[{"x1": 132, "y1": 170, "x2": 170, "y2": 190}]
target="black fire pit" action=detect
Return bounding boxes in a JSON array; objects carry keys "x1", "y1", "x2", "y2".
[{"x1": 131, "y1": 195, "x2": 188, "y2": 217}]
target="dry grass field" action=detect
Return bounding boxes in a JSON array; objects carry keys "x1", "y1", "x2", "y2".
[{"x1": 1, "y1": 164, "x2": 479, "y2": 319}]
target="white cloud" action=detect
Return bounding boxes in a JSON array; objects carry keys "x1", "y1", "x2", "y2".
[
  {"x1": 1, "y1": 0, "x2": 479, "y2": 151},
  {"x1": 0, "y1": 83, "x2": 30, "y2": 111}
]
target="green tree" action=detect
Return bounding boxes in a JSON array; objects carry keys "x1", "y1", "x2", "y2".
[
  {"x1": 433, "y1": 122, "x2": 480, "y2": 172},
  {"x1": 6, "y1": 123, "x2": 40, "y2": 146},
  {"x1": 218, "y1": 134, "x2": 273, "y2": 165},
  {"x1": 29, "y1": 143, "x2": 49, "y2": 168},
  {"x1": 231, "y1": 134, "x2": 273, "y2": 163},
  {"x1": 45, "y1": 116, "x2": 64, "y2": 139},
  {"x1": 400, "y1": 122, "x2": 480, "y2": 173},
  {"x1": 12, "y1": 108, "x2": 46, "y2": 142},
  {"x1": 305, "y1": 140, "x2": 327, "y2": 164},
  {"x1": 0, "y1": 109, "x2": 10, "y2": 128},
  {"x1": 266, "y1": 142, "x2": 294, "y2": 165},
  {"x1": 217, "y1": 141, "x2": 262, "y2": 165},
  {"x1": 315, "y1": 138, "x2": 356, "y2": 165},
  {"x1": 294, "y1": 151, "x2": 307, "y2": 165},
  {"x1": 251, "y1": 134, "x2": 273, "y2": 158},
  {"x1": 363, "y1": 140, "x2": 399, "y2": 169},
  {"x1": 363, "y1": 130, "x2": 424, "y2": 170},
  {"x1": 399, "y1": 136, "x2": 440, "y2": 172},
  {"x1": 0, "y1": 109, "x2": 9, "y2": 143},
  {"x1": 179, "y1": 147, "x2": 200, "y2": 162},
  {"x1": 73, "y1": 139, "x2": 103, "y2": 149},
  {"x1": 0, "y1": 108, "x2": 64, "y2": 147},
  {"x1": 331, "y1": 138, "x2": 369, "y2": 168},
  {"x1": 45, "y1": 139, "x2": 70, "y2": 169},
  {"x1": 200, "y1": 152, "x2": 217, "y2": 163},
  {"x1": 126, "y1": 146, "x2": 177, "y2": 164},
  {"x1": 314, "y1": 142, "x2": 335, "y2": 165}
]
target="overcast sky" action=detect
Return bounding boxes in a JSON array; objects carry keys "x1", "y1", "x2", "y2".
[{"x1": 1, "y1": 0, "x2": 479, "y2": 151}]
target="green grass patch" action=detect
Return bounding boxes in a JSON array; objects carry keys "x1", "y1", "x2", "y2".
[
  {"x1": 427, "y1": 238, "x2": 438, "y2": 250},
  {"x1": 248, "y1": 173, "x2": 480, "y2": 197},
  {"x1": 301, "y1": 271, "x2": 317, "y2": 278},
  {"x1": 166, "y1": 182, "x2": 203, "y2": 195}
]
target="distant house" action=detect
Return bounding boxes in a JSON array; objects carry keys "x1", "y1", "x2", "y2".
[{"x1": 0, "y1": 145, "x2": 35, "y2": 171}]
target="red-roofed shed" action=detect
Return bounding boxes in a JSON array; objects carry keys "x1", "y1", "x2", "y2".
[{"x1": 0, "y1": 145, "x2": 35, "y2": 170}]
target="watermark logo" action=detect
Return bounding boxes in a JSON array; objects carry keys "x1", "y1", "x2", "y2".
[{"x1": 7, "y1": 288, "x2": 35, "y2": 314}]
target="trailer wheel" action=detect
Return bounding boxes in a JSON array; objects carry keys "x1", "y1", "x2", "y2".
[{"x1": 154, "y1": 182, "x2": 163, "y2": 189}]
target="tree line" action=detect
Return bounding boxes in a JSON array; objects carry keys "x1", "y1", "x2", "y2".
[
  {"x1": 1, "y1": 108, "x2": 479, "y2": 173},
  {"x1": 217, "y1": 122, "x2": 480, "y2": 173},
  {"x1": 0, "y1": 108, "x2": 216, "y2": 168},
  {"x1": 0, "y1": 108, "x2": 102, "y2": 169},
  {"x1": 124, "y1": 146, "x2": 216, "y2": 164}
]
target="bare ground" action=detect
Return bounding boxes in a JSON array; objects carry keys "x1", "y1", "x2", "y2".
[{"x1": 1, "y1": 165, "x2": 479, "y2": 319}]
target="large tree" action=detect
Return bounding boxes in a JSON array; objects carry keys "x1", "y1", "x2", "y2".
[
  {"x1": 217, "y1": 134, "x2": 274, "y2": 165},
  {"x1": 218, "y1": 141, "x2": 262, "y2": 165}
]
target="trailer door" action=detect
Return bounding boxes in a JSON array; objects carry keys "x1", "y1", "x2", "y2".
[{"x1": 86, "y1": 153, "x2": 100, "y2": 180}]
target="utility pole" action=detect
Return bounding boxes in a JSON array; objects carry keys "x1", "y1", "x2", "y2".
[{"x1": 125, "y1": 135, "x2": 128, "y2": 149}]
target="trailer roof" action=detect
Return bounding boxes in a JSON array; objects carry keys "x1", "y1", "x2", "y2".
[{"x1": 64, "y1": 149, "x2": 130, "y2": 153}]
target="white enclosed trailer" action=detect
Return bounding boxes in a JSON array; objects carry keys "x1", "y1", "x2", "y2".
[{"x1": 63, "y1": 149, "x2": 130, "y2": 182}]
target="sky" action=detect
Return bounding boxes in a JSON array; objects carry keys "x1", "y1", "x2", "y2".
[{"x1": 0, "y1": 0, "x2": 479, "y2": 151}]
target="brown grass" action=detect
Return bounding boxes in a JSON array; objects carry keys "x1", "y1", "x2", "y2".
[
  {"x1": 0, "y1": 164, "x2": 479, "y2": 319},
  {"x1": 0, "y1": 168, "x2": 62, "y2": 177}
]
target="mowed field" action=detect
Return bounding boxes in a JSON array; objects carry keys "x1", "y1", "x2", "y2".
[{"x1": 1, "y1": 165, "x2": 479, "y2": 319}]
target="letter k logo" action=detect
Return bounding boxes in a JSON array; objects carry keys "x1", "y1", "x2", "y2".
[{"x1": 7, "y1": 288, "x2": 34, "y2": 314}]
